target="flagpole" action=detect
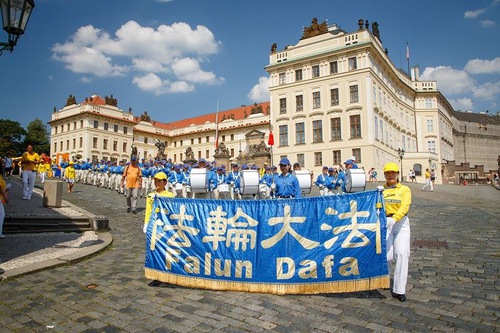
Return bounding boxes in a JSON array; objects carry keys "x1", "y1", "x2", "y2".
[
  {"x1": 406, "y1": 42, "x2": 410, "y2": 75},
  {"x1": 215, "y1": 101, "x2": 219, "y2": 149}
]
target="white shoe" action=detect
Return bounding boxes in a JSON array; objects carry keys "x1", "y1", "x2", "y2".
[
  {"x1": 0, "y1": 234, "x2": 6, "y2": 239},
  {"x1": 23, "y1": 196, "x2": 27, "y2": 200}
]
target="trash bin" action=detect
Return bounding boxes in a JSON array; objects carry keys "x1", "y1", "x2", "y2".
[{"x1": 43, "y1": 179, "x2": 64, "y2": 208}]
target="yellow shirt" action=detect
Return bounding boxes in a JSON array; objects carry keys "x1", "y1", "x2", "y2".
[
  {"x1": 65, "y1": 166, "x2": 76, "y2": 180},
  {"x1": 21, "y1": 152, "x2": 40, "y2": 171},
  {"x1": 425, "y1": 171, "x2": 431, "y2": 180},
  {"x1": 144, "y1": 190, "x2": 175, "y2": 227},
  {"x1": 383, "y1": 182, "x2": 411, "y2": 222}
]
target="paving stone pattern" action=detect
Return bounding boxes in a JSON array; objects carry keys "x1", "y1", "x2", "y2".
[{"x1": 0, "y1": 179, "x2": 499, "y2": 332}]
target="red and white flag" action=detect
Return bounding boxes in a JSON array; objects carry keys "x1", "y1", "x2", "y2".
[{"x1": 268, "y1": 131, "x2": 274, "y2": 146}]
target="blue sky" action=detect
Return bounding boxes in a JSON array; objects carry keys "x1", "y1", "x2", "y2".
[{"x1": 1, "y1": 0, "x2": 499, "y2": 128}]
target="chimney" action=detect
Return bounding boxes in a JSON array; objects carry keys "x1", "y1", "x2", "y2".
[{"x1": 414, "y1": 65, "x2": 420, "y2": 81}]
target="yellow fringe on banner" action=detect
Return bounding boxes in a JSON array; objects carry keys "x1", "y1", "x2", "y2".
[{"x1": 145, "y1": 268, "x2": 390, "y2": 295}]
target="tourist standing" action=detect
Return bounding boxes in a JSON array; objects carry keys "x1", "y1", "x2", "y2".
[{"x1": 121, "y1": 156, "x2": 142, "y2": 214}]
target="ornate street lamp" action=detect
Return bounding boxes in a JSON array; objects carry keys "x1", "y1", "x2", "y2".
[
  {"x1": 397, "y1": 148, "x2": 405, "y2": 182},
  {"x1": 0, "y1": 0, "x2": 35, "y2": 55}
]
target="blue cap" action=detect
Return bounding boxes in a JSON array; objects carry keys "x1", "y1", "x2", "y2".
[
  {"x1": 279, "y1": 158, "x2": 290, "y2": 166},
  {"x1": 174, "y1": 165, "x2": 181, "y2": 170},
  {"x1": 328, "y1": 167, "x2": 335, "y2": 172},
  {"x1": 216, "y1": 166, "x2": 223, "y2": 171},
  {"x1": 198, "y1": 158, "x2": 206, "y2": 163},
  {"x1": 131, "y1": 156, "x2": 137, "y2": 161},
  {"x1": 344, "y1": 159, "x2": 354, "y2": 165},
  {"x1": 242, "y1": 164, "x2": 249, "y2": 170}
]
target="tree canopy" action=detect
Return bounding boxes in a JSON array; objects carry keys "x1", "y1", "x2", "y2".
[
  {"x1": 0, "y1": 119, "x2": 27, "y2": 156},
  {"x1": 25, "y1": 118, "x2": 50, "y2": 154}
]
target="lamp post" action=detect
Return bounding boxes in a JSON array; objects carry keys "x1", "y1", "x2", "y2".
[
  {"x1": 0, "y1": 0, "x2": 35, "y2": 55},
  {"x1": 397, "y1": 148, "x2": 405, "y2": 182}
]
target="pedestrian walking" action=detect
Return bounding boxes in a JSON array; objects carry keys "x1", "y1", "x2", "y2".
[
  {"x1": 421, "y1": 168, "x2": 433, "y2": 191},
  {"x1": 121, "y1": 156, "x2": 142, "y2": 214},
  {"x1": 20, "y1": 144, "x2": 40, "y2": 200},
  {"x1": 381, "y1": 162, "x2": 412, "y2": 302},
  {"x1": 64, "y1": 161, "x2": 76, "y2": 193}
]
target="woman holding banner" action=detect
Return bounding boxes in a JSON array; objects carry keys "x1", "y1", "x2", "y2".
[{"x1": 382, "y1": 162, "x2": 411, "y2": 302}]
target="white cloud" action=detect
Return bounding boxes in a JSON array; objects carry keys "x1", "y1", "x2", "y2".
[
  {"x1": 464, "y1": 8, "x2": 486, "y2": 19},
  {"x1": 420, "y1": 66, "x2": 475, "y2": 95},
  {"x1": 465, "y1": 57, "x2": 500, "y2": 74},
  {"x1": 132, "y1": 73, "x2": 194, "y2": 95},
  {"x1": 449, "y1": 98, "x2": 474, "y2": 111},
  {"x1": 480, "y1": 19, "x2": 496, "y2": 27},
  {"x1": 247, "y1": 76, "x2": 269, "y2": 102},
  {"x1": 472, "y1": 81, "x2": 500, "y2": 100},
  {"x1": 52, "y1": 20, "x2": 222, "y2": 95}
]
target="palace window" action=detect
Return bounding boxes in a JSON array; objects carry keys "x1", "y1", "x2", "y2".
[
  {"x1": 313, "y1": 92, "x2": 321, "y2": 109},
  {"x1": 348, "y1": 57, "x2": 357, "y2": 70},
  {"x1": 296, "y1": 95, "x2": 303, "y2": 111},
  {"x1": 313, "y1": 120, "x2": 323, "y2": 143},
  {"x1": 279, "y1": 125, "x2": 288, "y2": 146},
  {"x1": 295, "y1": 69, "x2": 303, "y2": 81},
  {"x1": 295, "y1": 122, "x2": 305, "y2": 144},
  {"x1": 312, "y1": 65, "x2": 320, "y2": 78},
  {"x1": 330, "y1": 61, "x2": 338, "y2": 74},
  {"x1": 350, "y1": 85, "x2": 359, "y2": 103},
  {"x1": 350, "y1": 115, "x2": 361, "y2": 138},
  {"x1": 330, "y1": 88, "x2": 339, "y2": 106},
  {"x1": 280, "y1": 98, "x2": 287, "y2": 114},
  {"x1": 330, "y1": 118, "x2": 341, "y2": 141}
]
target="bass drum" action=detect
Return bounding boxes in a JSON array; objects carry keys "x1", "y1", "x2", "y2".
[
  {"x1": 240, "y1": 170, "x2": 259, "y2": 195},
  {"x1": 295, "y1": 169, "x2": 312, "y2": 195},
  {"x1": 190, "y1": 168, "x2": 208, "y2": 193},
  {"x1": 344, "y1": 169, "x2": 366, "y2": 193}
]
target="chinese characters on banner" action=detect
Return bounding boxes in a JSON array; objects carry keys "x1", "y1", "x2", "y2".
[{"x1": 144, "y1": 190, "x2": 389, "y2": 295}]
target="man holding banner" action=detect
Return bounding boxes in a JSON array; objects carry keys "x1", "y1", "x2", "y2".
[{"x1": 382, "y1": 162, "x2": 412, "y2": 302}]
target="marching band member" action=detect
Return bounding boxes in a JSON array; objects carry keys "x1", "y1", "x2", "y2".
[
  {"x1": 168, "y1": 164, "x2": 186, "y2": 198},
  {"x1": 212, "y1": 166, "x2": 229, "y2": 199},
  {"x1": 325, "y1": 167, "x2": 339, "y2": 195},
  {"x1": 140, "y1": 163, "x2": 152, "y2": 198},
  {"x1": 315, "y1": 166, "x2": 329, "y2": 196},
  {"x1": 259, "y1": 166, "x2": 273, "y2": 199},
  {"x1": 181, "y1": 164, "x2": 191, "y2": 198},
  {"x1": 274, "y1": 158, "x2": 301, "y2": 199},
  {"x1": 381, "y1": 162, "x2": 412, "y2": 302},
  {"x1": 226, "y1": 163, "x2": 240, "y2": 200}
]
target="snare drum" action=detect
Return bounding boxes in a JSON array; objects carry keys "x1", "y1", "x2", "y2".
[
  {"x1": 344, "y1": 169, "x2": 366, "y2": 192},
  {"x1": 240, "y1": 170, "x2": 259, "y2": 195},
  {"x1": 295, "y1": 169, "x2": 312, "y2": 195},
  {"x1": 190, "y1": 168, "x2": 208, "y2": 193},
  {"x1": 217, "y1": 183, "x2": 229, "y2": 193}
]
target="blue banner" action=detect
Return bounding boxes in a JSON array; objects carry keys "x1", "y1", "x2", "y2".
[{"x1": 145, "y1": 190, "x2": 389, "y2": 294}]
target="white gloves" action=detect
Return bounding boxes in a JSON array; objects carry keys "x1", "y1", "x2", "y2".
[
  {"x1": 143, "y1": 223, "x2": 148, "y2": 233},
  {"x1": 271, "y1": 183, "x2": 276, "y2": 190},
  {"x1": 377, "y1": 185, "x2": 384, "y2": 192},
  {"x1": 386, "y1": 217, "x2": 396, "y2": 231}
]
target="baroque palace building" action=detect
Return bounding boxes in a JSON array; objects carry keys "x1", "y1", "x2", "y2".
[
  {"x1": 265, "y1": 18, "x2": 457, "y2": 183},
  {"x1": 49, "y1": 94, "x2": 271, "y2": 166},
  {"x1": 49, "y1": 18, "x2": 499, "y2": 184}
]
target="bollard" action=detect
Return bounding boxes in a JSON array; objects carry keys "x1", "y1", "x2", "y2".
[
  {"x1": 93, "y1": 216, "x2": 110, "y2": 231},
  {"x1": 43, "y1": 179, "x2": 64, "y2": 208}
]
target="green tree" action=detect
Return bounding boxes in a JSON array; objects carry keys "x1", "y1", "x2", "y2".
[
  {"x1": 25, "y1": 118, "x2": 50, "y2": 154},
  {"x1": 0, "y1": 119, "x2": 26, "y2": 156}
]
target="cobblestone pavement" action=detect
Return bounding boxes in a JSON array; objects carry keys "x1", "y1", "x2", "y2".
[{"x1": 0, "y1": 178, "x2": 499, "y2": 332}]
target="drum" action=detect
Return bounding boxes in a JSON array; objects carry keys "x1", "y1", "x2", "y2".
[
  {"x1": 175, "y1": 183, "x2": 184, "y2": 192},
  {"x1": 240, "y1": 170, "x2": 259, "y2": 195},
  {"x1": 295, "y1": 169, "x2": 312, "y2": 195},
  {"x1": 344, "y1": 169, "x2": 366, "y2": 192},
  {"x1": 190, "y1": 168, "x2": 208, "y2": 193},
  {"x1": 217, "y1": 183, "x2": 229, "y2": 193}
]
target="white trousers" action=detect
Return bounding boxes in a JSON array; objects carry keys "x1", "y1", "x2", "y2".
[
  {"x1": 422, "y1": 179, "x2": 433, "y2": 191},
  {"x1": 386, "y1": 216, "x2": 411, "y2": 295},
  {"x1": 22, "y1": 170, "x2": 36, "y2": 199}
]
